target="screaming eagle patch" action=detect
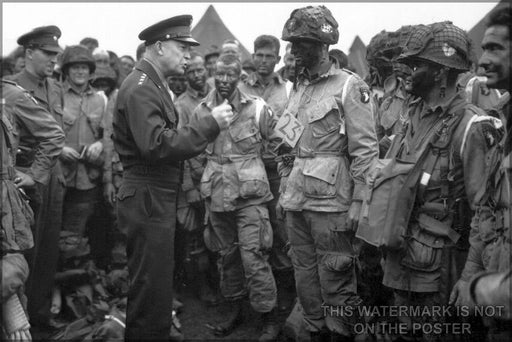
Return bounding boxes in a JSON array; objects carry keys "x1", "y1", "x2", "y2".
[{"x1": 360, "y1": 87, "x2": 371, "y2": 104}]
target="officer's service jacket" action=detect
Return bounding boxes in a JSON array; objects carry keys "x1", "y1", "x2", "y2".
[
  {"x1": 279, "y1": 64, "x2": 378, "y2": 212},
  {"x1": 195, "y1": 89, "x2": 280, "y2": 212},
  {"x1": 1, "y1": 80, "x2": 64, "y2": 185},
  {"x1": 113, "y1": 58, "x2": 220, "y2": 175}
]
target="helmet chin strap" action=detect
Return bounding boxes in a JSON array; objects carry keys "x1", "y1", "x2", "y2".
[{"x1": 438, "y1": 67, "x2": 448, "y2": 98}]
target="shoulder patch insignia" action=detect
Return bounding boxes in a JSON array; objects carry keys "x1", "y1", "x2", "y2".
[
  {"x1": 360, "y1": 87, "x2": 371, "y2": 104},
  {"x1": 138, "y1": 73, "x2": 147, "y2": 85}
]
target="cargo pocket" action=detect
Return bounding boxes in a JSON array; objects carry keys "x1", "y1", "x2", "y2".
[
  {"x1": 229, "y1": 120, "x2": 261, "y2": 151},
  {"x1": 257, "y1": 207, "x2": 273, "y2": 251},
  {"x1": 309, "y1": 97, "x2": 342, "y2": 138},
  {"x1": 323, "y1": 253, "x2": 353, "y2": 273},
  {"x1": 237, "y1": 160, "x2": 270, "y2": 199},
  {"x1": 401, "y1": 225, "x2": 445, "y2": 272},
  {"x1": 116, "y1": 185, "x2": 136, "y2": 202},
  {"x1": 200, "y1": 167, "x2": 214, "y2": 199},
  {"x1": 303, "y1": 158, "x2": 339, "y2": 199}
]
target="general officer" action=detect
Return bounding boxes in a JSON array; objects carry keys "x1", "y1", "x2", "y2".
[
  {"x1": 112, "y1": 15, "x2": 233, "y2": 340},
  {"x1": 7, "y1": 25, "x2": 67, "y2": 329},
  {"x1": 279, "y1": 6, "x2": 379, "y2": 341}
]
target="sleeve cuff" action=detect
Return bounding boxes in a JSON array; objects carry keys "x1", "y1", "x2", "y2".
[{"x1": 352, "y1": 182, "x2": 366, "y2": 202}]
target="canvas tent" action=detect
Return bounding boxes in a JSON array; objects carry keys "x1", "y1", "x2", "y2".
[
  {"x1": 347, "y1": 36, "x2": 369, "y2": 80},
  {"x1": 191, "y1": 5, "x2": 251, "y2": 61}
]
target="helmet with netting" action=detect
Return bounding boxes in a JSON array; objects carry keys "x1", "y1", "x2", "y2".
[
  {"x1": 398, "y1": 21, "x2": 472, "y2": 71},
  {"x1": 282, "y1": 6, "x2": 339, "y2": 45},
  {"x1": 61, "y1": 44, "x2": 96, "y2": 74}
]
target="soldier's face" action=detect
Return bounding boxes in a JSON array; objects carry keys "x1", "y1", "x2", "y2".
[
  {"x1": 253, "y1": 47, "x2": 280, "y2": 76},
  {"x1": 409, "y1": 61, "x2": 436, "y2": 96},
  {"x1": 214, "y1": 61, "x2": 240, "y2": 99},
  {"x1": 160, "y1": 40, "x2": 191, "y2": 76},
  {"x1": 291, "y1": 41, "x2": 322, "y2": 69},
  {"x1": 120, "y1": 57, "x2": 135, "y2": 75},
  {"x1": 205, "y1": 55, "x2": 218, "y2": 77},
  {"x1": 186, "y1": 56, "x2": 207, "y2": 91},
  {"x1": 221, "y1": 43, "x2": 241, "y2": 60},
  {"x1": 167, "y1": 75, "x2": 187, "y2": 95},
  {"x1": 479, "y1": 25, "x2": 511, "y2": 91},
  {"x1": 27, "y1": 48, "x2": 58, "y2": 78},
  {"x1": 67, "y1": 63, "x2": 91, "y2": 87}
]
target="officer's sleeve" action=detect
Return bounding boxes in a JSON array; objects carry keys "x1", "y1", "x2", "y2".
[
  {"x1": 468, "y1": 270, "x2": 512, "y2": 318},
  {"x1": 342, "y1": 77, "x2": 379, "y2": 201},
  {"x1": 101, "y1": 91, "x2": 114, "y2": 185},
  {"x1": 125, "y1": 85, "x2": 220, "y2": 162},
  {"x1": 14, "y1": 92, "x2": 65, "y2": 185}
]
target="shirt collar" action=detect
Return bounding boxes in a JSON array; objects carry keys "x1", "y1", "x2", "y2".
[
  {"x1": 419, "y1": 91, "x2": 467, "y2": 119},
  {"x1": 246, "y1": 72, "x2": 285, "y2": 87},
  {"x1": 63, "y1": 80, "x2": 93, "y2": 95},
  {"x1": 186, "y1": 82, "x2": 211, "y2": 100},
  {"x1": 297, "y1": 61, "x2": 334, "y2": 84},
  {"x1": 205, "y1": 87, "x2": 250, "y2": 112},
  {"x1": 20, "y1": 69, "x2": 45, "y2": 88}
]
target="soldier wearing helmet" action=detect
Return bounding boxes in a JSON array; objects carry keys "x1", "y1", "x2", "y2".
[
  {"x1": 373, "y1": 25, "x2": 418, "y2": 157},
  {"x1": 280, "y1": 6, "x2": 378, "y2": 341},
  {"x1": 58, "y1": 45, "x2": 111, "y2": 270},
  {"x1": 379, "y1": 21, "x2": 502, "y2": 341}
]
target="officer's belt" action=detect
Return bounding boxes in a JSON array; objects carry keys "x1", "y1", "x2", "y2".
[
  {"x1": 123, "y1": 164, "x2": 180, "y2": 186},
  {"x1": 293, "y1": 149, "x2": 346, "y2": 158},
  {"x1": 207, "y1": 154, "x2": 259, "y2": 164},
  {"x1": 0, "y1": 166, "x2": 16, "y2": 180}
]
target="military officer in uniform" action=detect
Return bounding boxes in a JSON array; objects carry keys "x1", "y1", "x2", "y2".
[
  {"x1": 112, "y1": 15, "x2": 233, "y2": 340},
  {"x1": 279, "y1": 6, "x2": 379, "y2": 341},
  {"x1": 1, "y1": 79, "x2": 64, "y2": 342},
  {"x1": 7, "y1": 25, "x2": 66, "y2": 329}
]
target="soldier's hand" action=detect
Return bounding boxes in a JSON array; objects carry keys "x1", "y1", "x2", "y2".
[
  {"x1": 185, "y1": 188, "x2": 201, "y2": 207},
  {"x1": 449, "y1": 279, "x2": 469, "y2": 307},
  {"x1": 211, "y1": 99, "x2": 234, "y2": 130},
  {"x1": 14, "y1": 170, "x2": 35, "y2": 188},
  {"x1": 347, "y1": 200, "x2": 362, "y2": 231},
  {"x1": 61, "y1": 146, "x2": 80, "y2": 162},
  {"x1": 104, "y1": 182, "x2": 116, "y2": 206},
  {"x1": 86, "y1": 141, "x2": 104, "y2": 162}
]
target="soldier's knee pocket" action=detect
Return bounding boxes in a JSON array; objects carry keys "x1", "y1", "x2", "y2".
[{"x1": 322, "y1": 253, "x2": 354, "y2": 274}]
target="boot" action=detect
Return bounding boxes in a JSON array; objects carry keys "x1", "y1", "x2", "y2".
[
  {"x1": 259, "y1": 308, "x2": 280, "y2": 341},
  {"x1": 212, "y1": 299, "x2": 244, "y2": 337}
]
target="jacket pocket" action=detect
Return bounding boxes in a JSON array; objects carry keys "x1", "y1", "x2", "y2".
[
  {"x1": 401, "y1": 225, "x2": 445, "y2": 272},
  {"x1": 309, "y1": 97, "x2": 342, "y2": 138},
  {"x1": 146, "y1": 185, "x2": 176, "y2": 220},
  {"x1": 116, "y1": 185, "x2": 136, "y2": 201},
  {"x1": 229, "y1": 119, "x2": 261, "y2": 151},
  {"x1": 200, "y1": 166, "x2": 215, "y2": 199},
  {"x1": 237, "y1": 159, "x2": 270, "y2": 199},
  {"x1": 303, "y1": 158, "x2": 339, "y2": 199}
]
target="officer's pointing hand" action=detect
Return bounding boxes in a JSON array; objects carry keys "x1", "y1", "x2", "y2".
[{"x1": 211, "y1": 99, "x2": 234, "y2": 130}]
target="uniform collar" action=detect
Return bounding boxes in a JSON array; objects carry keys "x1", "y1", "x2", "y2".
[
  {"x1": 185, "y1": 82, "x2": 211, "y2": 100},
  {"x1": 63, "y1": 80, "x2": 93, "y2": 95},
  {"x1": 245, "y1": 72, "x2": 285, "y2": 87},
  {"x1": 143, "y1": 57, "x2": 168, "y2": 89},
  {"x1": 204, "y1": 87, "x2": 251, "y2": 112},
  {"x1": 19, "y1": 68, "x2": 46, "y2": 89},
  {"x1": 419, "y1": 91, "x2": 467, "y2": 119},
  {"x1": 297, "y1": 61, "x2": 334, "y2": 84}
]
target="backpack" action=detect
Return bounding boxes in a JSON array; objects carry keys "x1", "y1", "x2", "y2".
[{"x1": 356, "y1": 107, "x2": 475, "y2": 250}]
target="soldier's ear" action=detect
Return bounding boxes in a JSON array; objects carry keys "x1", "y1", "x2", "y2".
[{"x1": 25, "y1": 48, "x2": 34, "y2": 60}]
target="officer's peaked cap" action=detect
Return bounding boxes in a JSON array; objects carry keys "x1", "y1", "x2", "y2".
[
  {"x1": 17, "y1": 25, "x2": 62, "y2": 53},
  {"x1": 139, "y1": 15, "x2": 199, "y2": 47}
]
